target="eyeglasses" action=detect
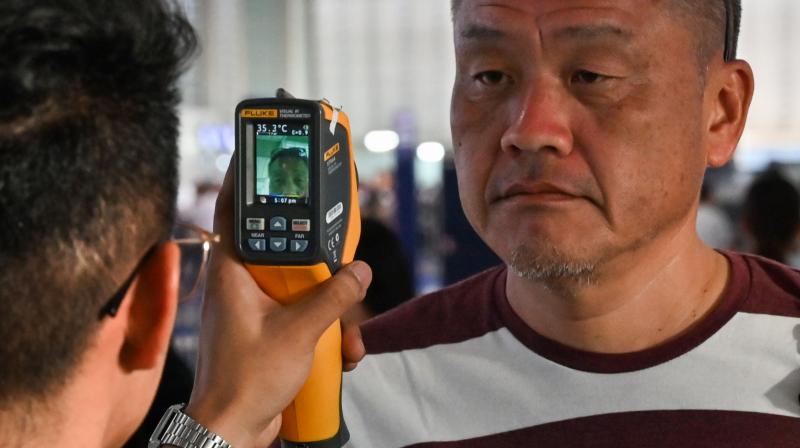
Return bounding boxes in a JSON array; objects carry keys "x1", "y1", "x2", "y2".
[{"x1": 99, "y1": 223, "x2": 221, "y2": 319}]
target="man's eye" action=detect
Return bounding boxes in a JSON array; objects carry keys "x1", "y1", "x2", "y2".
[
  {"x1": 571, "y1": 70, "x2": 607, "y2": 84},
  {"x1": 474, "y1": 70, "x2": 508, "y2": 86}
]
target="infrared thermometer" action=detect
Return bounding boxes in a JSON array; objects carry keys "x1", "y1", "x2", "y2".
[{"x1": 234, "y1": 94, "x2": 360, "y2": 448}]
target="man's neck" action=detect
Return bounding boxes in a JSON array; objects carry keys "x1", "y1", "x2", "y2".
[
  {"x1": 0, "y1": 398, "x2": 73, "y2": 448},
  {"x1": 506, "y1": 225, "x2": 730, "y2": 354},
  {"x1": 0, "y1": 373, "x2": 114, "y2": 447}
]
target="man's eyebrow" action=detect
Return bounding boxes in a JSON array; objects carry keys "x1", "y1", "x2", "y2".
[
  {"x1": 460, "y1": 23, "x2": 507, "y2": 40},
  {"x1": 460, "y1": 22, "x2": 633, "y2": 44},
  {"x1": 550, "y1": 24, "x2": 632, "y2": 41}
]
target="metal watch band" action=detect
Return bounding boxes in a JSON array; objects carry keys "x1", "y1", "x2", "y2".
[{"x1": 149, "y1": 403, "x2": 232, "y2": 448}]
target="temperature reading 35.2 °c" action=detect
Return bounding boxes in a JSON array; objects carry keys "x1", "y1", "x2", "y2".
[{"x1": 256, "y1": 122, "x2": 310, "y2": 137}]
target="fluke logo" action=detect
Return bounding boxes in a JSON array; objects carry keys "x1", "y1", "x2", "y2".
[
  {"x1": 324, "y1": 143, "x2": 340, "y2": 161},
  {"x1": 240, "y1": 109, "x2": 278, "y2": 118}
]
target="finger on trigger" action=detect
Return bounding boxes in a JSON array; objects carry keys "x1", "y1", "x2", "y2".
[
  {"x1": 289, "y1": 262, "x2": 372, "y2": 341},
  {"x1": 343, "y1": 261, "x2": 371, "y2": 297},
  {"x1": 341, "y1": 323, "x2": 366, "y2": 365}
]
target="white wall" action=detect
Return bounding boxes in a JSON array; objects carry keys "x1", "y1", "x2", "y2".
[{"x1": 736, "y1": 0, "x2": 800, "y2": 169}]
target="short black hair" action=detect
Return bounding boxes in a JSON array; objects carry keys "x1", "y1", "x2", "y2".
[
  {"x1": 450, "y1": 0, "x2": 742, "y2": 64},
  {"x1": 269, "y1": 147, "x2": 308, "y2": 166},
  {"x1": 0, "y1": 0, "x2": 196, "y2": 403},
  {"x1": 669, "y1": 0, "x2": 741, "y2": 64}
]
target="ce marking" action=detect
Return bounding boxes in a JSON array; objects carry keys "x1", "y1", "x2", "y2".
[{"x1": 326, "y1": 232, "x2": 341, "y2": 251}]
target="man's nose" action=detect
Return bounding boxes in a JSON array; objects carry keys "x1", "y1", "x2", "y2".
[{"x1": 500, "y1": 77, "x2": 574, "y2": 157}]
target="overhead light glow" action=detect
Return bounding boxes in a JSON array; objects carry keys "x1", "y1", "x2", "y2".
[
  {"x1": 364, "y1": 130, "x2": 400, "y2": 153},
  {"x1": 416, "y1": 141, "x2": 445, "y2": 162}
]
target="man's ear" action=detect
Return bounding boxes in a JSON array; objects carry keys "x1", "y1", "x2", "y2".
[
  {"x1": 119, "y1": 242, "x2": 181, "y2": 371},
  {"x1": 705, "y1": 59, "x2": 755, "y2": 168}
]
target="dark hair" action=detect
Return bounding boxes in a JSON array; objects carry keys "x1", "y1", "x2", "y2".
[
  {"x1": 724, "y1": 0, "x2": 742, "y2": 61},
  {"x1": 451, "y1": 0, "x2": 742, "y2": 65},
  {"x1": 669, "y1": 0, "x2": 741, "y2": 65},
  {"x1": 355, "y1": 218, "x2": 415, "y2": 316},
  {"x1": 742, "y1": 170, "x2": 800, "y2": 263},
  {"x1": 269, "y1": 147, "x2": 308, "y2": 166},
  {"x1": 0, "y1": 0, "x2": 196, "y2": 403}
]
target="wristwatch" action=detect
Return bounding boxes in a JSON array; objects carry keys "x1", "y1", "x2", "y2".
[{"x1": 148, "y1": 403, "x2": 232, "y2": 448}]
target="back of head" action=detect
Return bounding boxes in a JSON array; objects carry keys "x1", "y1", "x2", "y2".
[
  {"x1": 742, "y1": 169, "x2": 800, "y2": 263},
  {"x1": 0, "y1": 0, "x2": 196, "y2": 405}
]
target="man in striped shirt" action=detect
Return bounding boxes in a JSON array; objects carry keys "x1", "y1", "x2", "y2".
[{"x1": 340, "y1": 0, "x2": 800, "y2": 446}]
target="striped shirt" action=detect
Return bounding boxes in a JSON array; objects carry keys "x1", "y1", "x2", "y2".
[{"x1": 343, "y1": 252, "x2": 800, "y2": 447}]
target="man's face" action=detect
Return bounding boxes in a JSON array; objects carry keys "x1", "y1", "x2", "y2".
[
  {"x1": 269, "y1": 155, "x2": 309, "y2": 197},
  {"x1": 451, "y1": 0, "x2": 712, "y2": 278}
]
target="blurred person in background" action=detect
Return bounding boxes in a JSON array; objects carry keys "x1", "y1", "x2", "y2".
[
  {"x1": 342, "y1": 218, "x2": 415, "y2": 326},
  {"x1": 741, "y1": 169, "x2": 800, "y2": 264},
  {"x1": 0, "y1": 0, "x2": 371, "y2": 446},
  {"x1": 696, "y1": 182, "x2": 735, "y2": 249},
  {"x1": 359, "y1": 171, "x2": 398, "y2": 224},
  {"x1": 181, "y1": 181, "x2": 223, "y2": 232}
]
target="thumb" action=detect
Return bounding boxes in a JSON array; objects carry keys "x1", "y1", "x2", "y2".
[{"x1": 288, "y1": 261, "x2": 372, "y2": 341}]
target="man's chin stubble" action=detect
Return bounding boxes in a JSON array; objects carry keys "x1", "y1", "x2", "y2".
[{"x1": 509, "y1": 245, "x2": 598, "y2": 291}]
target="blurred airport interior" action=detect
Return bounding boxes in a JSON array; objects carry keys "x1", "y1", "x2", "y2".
[{"x1": 171, "y1": 0, "x2": 800, "y2": 367}]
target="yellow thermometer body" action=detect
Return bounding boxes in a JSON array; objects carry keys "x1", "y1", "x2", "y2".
[{"x1": 234, "y1": 98, "x2": 360, "y2": 448}]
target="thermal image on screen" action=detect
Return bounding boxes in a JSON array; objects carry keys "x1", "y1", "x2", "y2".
[{"x1": 255, "y1": 128, "x2": 309, "y2": 204}]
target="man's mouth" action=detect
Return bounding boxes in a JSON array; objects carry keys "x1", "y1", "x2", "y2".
[{"x1": 493, "y1": 181, "x2": 580, "y2": 204}]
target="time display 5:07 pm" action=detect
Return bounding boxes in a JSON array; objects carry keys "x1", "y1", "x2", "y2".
[{"x1": 256, "y1": 122, "x2": 310, "y2": 136}]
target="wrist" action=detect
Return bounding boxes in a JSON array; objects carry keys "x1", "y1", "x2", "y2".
[
  {"x1": 183, "y1": 398, "x2": 266, "y2": 447},
  {"x1": 149, "y1": 403, "x2": 237, "y2": 448}
]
